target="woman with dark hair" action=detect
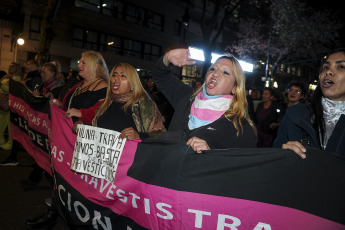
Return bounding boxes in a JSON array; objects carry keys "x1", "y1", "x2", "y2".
[
  {"x1": 274, "y1": 49, "x2": 345, "y2": 157},
  {"x1": 266, "y1": 82, "x2": 307, "y2": 146},
  {"x1": 153, "y1": 48, "x2": 257, "y2": 152},
  {"x1": 32, "y1": 61, "x2": 64, "y2": 98},
  {"x1": 255, "y1": 87, "x2": 280, "y2": 147}
]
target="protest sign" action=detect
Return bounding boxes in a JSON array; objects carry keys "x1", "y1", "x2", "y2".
[{"x1": 71, "y1": 124, "x2": 126, "y2": 183}]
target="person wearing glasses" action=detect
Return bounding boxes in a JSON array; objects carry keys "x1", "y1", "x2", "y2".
[
  {"x1": 264, "y1": 83, "x2": 306, "y2": 148},
  {"x1": 273, "y1": 49, "x2": 345, "y2": 156},
  {"x1": 286, "y1": 82, "x2": 306, "y2": 107}
]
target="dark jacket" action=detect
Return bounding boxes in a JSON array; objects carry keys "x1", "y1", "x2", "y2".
[
  {"x1": 152, "y1": 57, "x2": 256, "y2": 149},
  {"x1": 273, "y1": 103, "x2": 345, "y2": 156},
  {"x1": 25, "y1": 70, "x2": 42, "y2": 91}
]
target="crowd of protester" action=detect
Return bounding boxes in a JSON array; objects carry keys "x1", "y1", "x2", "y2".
[{"x1": 0, "y1": 47, "x2": 344, "y2": 229}]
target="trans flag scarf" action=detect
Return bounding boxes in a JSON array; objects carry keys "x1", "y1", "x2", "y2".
[{"x1": 188, "y1": 86, "x2": 232, "y2": 130}]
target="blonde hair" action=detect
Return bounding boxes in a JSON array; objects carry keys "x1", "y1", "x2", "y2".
[
  {"x1": 193, "y1": 56, "x2": 256, "y2": 136},
  {"x1": 81, "y1": 50, "x2": 109, "y2": 82},
  {"x1": 93, "y1": 63, "x2": 148, "y2": 125}
]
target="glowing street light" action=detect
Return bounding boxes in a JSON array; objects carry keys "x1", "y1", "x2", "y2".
[
  {"x1": 188, "y1": 47, "x2": 254, "y2": 72},
  {"x1": 15, "y1": 36, "x2": 25, "y2": 62},
  {"x1": 17, "y1": 37, "x2": 25, "y2": 45}
]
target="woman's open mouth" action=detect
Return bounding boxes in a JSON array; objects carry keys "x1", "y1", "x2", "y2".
[
  {"x1": 321, "y1": 79, "x2": 334, "y2": 88},
  {"x1": 113, "y1": 83, "x2": 120, "y2": 90},
  {"x1": 207, "y1": 78, "x2": 217, "y2": 89}
]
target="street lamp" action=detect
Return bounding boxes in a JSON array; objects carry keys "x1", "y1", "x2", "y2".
[
  {"x1": 265, "y1": 28, "x2": 272, "y2": 87},
  {"x1": 17, "y1": 37, "x2": 24, "y2": 45},
  {"x1": 15, "y1": 35, "x2": 25, "y2": 63}
]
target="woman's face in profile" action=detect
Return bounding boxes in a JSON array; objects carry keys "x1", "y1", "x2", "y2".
[
  {"x1": 110, "y1": 66, "x2": 131, "y2": 96},
  {"x1": 205, "y1": 58, "x2": 236, "y2": 96},
  {"x1": 320, "y1": 51, "x2": 345, "y2": 101},
  {"x1": 8, "y1": 64, "x2": 16, "y2": 75},
  {"x1": 40, "y1": 66, "x2": 55, "y2": 83},
  {"x1": 78, "y1": 56, "x2": 90, "y2": 79}
]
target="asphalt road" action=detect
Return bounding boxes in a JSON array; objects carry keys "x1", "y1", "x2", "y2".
[{"x1": 0, "y1": 147, "x2": 69, "y2": 230}]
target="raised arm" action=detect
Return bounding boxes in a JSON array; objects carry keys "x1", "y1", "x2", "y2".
[{"x1": 152, "y1": 48, "x2": 196, "y2": 108}]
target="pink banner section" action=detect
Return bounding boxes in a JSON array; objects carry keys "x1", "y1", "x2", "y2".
[
  {"x1": 50, "y1": 105, "x2": 345, "y2": 230},
  {"x1": 9, "y1": 95, "x2": 52, "y2": 175}
]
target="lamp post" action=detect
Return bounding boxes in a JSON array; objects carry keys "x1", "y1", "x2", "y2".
[
  {"x1": 15, "y1": 36, "x2": 25, "y2": 63},
  {"x1": 265, "y1": 28, "x2": 272, "y2": 87}
]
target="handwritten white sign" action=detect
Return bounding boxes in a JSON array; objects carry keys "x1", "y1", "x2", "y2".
[{"x1": 70, "y1": 125, "x2": 126, "y2": 183}]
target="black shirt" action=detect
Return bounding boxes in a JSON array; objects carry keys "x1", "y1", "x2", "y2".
[{"x1": 97, "y1": 102, "x2": 137, "y2": 132}]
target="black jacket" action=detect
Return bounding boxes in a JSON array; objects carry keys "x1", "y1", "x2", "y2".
[
  {"x1": 152, "y1": 57, "x2": 256, "y2": 149},
  {"x1": 25, "y1": 70, "x2": 42, "y2": 91},
  {"x1": 273, "y1": 103, "x2": 345, "y2": 156}
]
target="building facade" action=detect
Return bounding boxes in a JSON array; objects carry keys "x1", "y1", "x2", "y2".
[{"x1": 0, "y1": 0, "x2": 225, "y2": 84}]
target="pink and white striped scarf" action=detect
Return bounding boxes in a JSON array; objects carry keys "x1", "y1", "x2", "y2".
[{"x1": 188, "y1": 87, "x2": 233, "y2": 130}]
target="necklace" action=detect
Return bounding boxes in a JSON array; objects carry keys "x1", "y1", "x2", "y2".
[
  {"x1": 75, "y1": 79, "x2": 100, "y2": 96},
  {"x1": 67, "y1": 79, "x2": 100, "y2": 109}
]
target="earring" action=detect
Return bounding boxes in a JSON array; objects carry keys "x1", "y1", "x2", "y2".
[{"x1": 130, "y1": 88, "x2": 133, "y2": 91}]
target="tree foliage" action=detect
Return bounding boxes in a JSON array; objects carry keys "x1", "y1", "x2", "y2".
[
  {"x1": 197, "y1": 0, "x2": 270, "y2": 49},
  {"x1": 36, "y1": 0, "x2": 61, "y2": 65},
  {"x1": 227, "y1": 0, "x2": 343, "y2": 74},
  {"x1": 195, "y1": 0, "x2": 266, "y2": 76}
]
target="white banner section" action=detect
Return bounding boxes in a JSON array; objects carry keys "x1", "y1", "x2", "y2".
[{"x1": 71, "y1": 124, "x2": 126, "y2": 183}]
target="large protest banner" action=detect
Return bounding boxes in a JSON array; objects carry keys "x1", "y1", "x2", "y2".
[
  {"x1": 50, "y1": 104, "x2": 345, "y2": 230},
  {"x1": 9, "y1": 79, "x2": 52, "y2": 175}
]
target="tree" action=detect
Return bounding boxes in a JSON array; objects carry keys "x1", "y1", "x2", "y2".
[
  {"x1": 227, "y1": 0, "x2": 343, "y2": 78},
  {"x1": 192, "y1": 0, "x2": 267, "y2": 77},
  {"x1": 36, "y1": 0, "x2": 61, "y2": 65}
]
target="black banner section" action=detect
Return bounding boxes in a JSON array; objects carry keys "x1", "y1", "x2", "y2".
[
  {"x1": 128, "y1": 139, "x2": 345, "y2": 225},
  {"x1": 54, "y1": 172, "x2": 148, "y2": 230},
  {"x1": 9, "y1": 78, "x2": 50, "y2": 113}
]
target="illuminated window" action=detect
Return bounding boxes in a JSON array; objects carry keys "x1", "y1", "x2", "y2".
[
  {"x1": 100, "y1": 34, "x2": 121, "y2": 55},
  {"x1": 75, "y1": 0, "x2": 100, "y2": 13},
  {"x1": 75, "y1": 0, "x2": 164, "y2": 31},
  {"x1": 72, "y1": 27, "x2": 161, "y2": 60}
]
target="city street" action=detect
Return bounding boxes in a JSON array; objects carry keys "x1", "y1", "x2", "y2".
[{"x1": 0, "y1": 147, "x2": 68, "y2": 229}]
